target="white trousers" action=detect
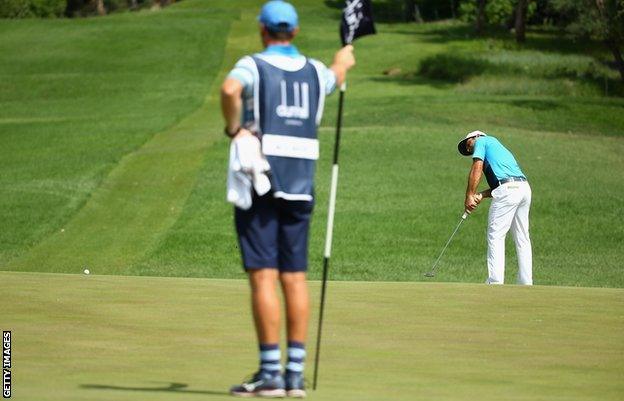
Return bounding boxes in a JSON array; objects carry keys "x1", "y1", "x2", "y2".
[{"x1": 486, "y1": 181, "x2": 533, "y2": 285}]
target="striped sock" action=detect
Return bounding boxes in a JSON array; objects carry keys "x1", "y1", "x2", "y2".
[
  {"x1": 259, "y1": 343, "x2": 281, "y2": 376},
  {"x1": 286, "y1": 341, "x2": 306, "y2": 373}
]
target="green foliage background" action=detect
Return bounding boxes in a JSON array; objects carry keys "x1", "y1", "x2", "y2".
[
  {"x1": 0, "y1": 0, "x2": 64, "y2": 17},
  {"x1": 459, "y1": 0, "x2": 519, "y2": 26}
]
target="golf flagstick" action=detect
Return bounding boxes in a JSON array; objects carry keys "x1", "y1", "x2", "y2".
[
  {"x1": 313, "y1": 0, "x2": 376, "y2": 390},
  {"x1": 313, "y1": 81, "x2": 346, "y2": 391}
]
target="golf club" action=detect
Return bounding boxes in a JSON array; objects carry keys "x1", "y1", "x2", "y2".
[{"x1": 424, "y1": 211, "x2": 469, "y2": 278}]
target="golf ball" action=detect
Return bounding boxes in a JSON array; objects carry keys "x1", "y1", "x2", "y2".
[{"x1": 83, "y1": 269, "x2": 90, "y2": 275}]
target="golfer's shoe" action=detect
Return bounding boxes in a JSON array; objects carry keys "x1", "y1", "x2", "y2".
[
  {"x1": 284, "y1": 370, "x2": 306, "y2": 398},
  {"x1": 230, "y1": 371, "x2": 286, "y2": 398}
]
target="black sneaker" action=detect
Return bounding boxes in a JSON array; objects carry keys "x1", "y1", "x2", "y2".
[
  {"x1": 284, "y1": 370, "x2": 306, "y2": 398},
  {"x1": 230, "y1": 370, "x2": 286, "y2": 398}
]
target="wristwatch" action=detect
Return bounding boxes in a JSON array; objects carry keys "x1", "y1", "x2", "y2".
[{"x1": 224, "y1": 126, "x2": 242, "y2": 138}]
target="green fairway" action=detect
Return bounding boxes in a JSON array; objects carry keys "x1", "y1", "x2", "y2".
[
  {"x1": 2, "y1": 271, "x2": 623, "y2": 400},
  {"x1": 1, "y1": 0, "x2": 623, "y2": 287},
  {"x1": 3, "y1": 2, "x2": 623, "y2": 400},
  {"x1": 0, "y1": 3, "x2": 233, "y2": 266}
]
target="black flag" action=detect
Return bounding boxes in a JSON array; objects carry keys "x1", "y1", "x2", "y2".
[{"x1": 340, "y1": 0, "x2": 376, "y2": 46}]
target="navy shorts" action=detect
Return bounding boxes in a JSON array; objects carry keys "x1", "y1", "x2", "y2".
[{"x1": 234, "y1": 193, "x2": 314, "y2": 272}]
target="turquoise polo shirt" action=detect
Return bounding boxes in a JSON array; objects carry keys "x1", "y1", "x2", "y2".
[{"x1": 472, "y1": 136, "x2": 526, "y2": 189}]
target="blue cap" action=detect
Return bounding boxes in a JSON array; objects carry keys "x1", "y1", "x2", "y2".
[{"x1": 258, "y1": 1, "x2": 298, "y2": 33}]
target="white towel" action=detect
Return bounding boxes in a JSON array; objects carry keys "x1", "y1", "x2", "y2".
[{"x1": 227, "y1": 134, "x2": 271, "y2": 210}]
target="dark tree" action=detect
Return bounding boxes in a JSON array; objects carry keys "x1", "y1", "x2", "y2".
[
  {"x1": 594, "y1": 0, "x2": 624, "y2": 80},
  {"x1": 515, "y1": 0, "x2": 528, "y2": 42},
  {"x1": 404, "y1": 0, "x2": 415, "y2": 21},
  {"x1": 476, "y1": 0, "x2": 487, "y2": 34},
  {"x1": 95, "y1": 0, "x2": 105, "y2": 15},
  {"x1": 552, "y1": 0, "x2": 624, "y2": 81}
]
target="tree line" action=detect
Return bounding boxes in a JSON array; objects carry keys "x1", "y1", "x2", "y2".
[
  {"x1": 0, "y1": 0, "x2": 176, "y2": 18},
  {"x1": 401, "y1": 0, "x2": 622, "y2": 81}
]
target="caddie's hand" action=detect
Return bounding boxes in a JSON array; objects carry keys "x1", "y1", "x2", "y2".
[
  {"x1": 334, "y1": 44, "x2": 355, "y2": 71},
  {"x1": 233, "y1": 127, "x2": 253, "y2": 140}
]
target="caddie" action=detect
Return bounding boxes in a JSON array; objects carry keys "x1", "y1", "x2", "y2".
[
  {"x1": 220, "y1": 0, "x2": 355, "y2": 397},
  {"x1": 458, "y1": 130, "x2": 533, "y2": 285}
]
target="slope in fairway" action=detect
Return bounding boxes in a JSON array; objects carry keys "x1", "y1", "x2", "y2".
[
  {"x1": 2, "y1": 272, "x2": 623, "y2": 401},
  {"x1": 0, "y1": 2, "x2": 232, "y2": 267},
  {"x1": 133, "y1": 4, "x2": 624, "y2": 287},
  {"x1": 1, "y1": 0, "x2": 623, "y2": 287}
]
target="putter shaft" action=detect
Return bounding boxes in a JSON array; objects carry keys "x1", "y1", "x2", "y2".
[{"x1": 425, "y1": 212, "x2": 468, "y2": 277}]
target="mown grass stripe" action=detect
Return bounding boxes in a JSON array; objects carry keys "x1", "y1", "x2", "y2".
[{"x1": 3, "y1": 9, "x2": 245, "y2": 275}]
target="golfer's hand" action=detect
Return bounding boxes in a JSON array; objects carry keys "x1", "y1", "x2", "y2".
[
  {"x1": 465, "y1": 194, "x2": 479, "y2": 212},
  {"x1": 475, "y1": 193, "x2": 483, "y2": 204}
]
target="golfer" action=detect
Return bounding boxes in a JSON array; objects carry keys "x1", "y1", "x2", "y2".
[
  {"x1": 220, "y1": 1, "x2": 355, "y2": 397},
  {"x1": 458, "y1": 130, "x2": 533, "y2": 285}
]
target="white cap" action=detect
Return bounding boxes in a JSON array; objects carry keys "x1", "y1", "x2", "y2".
[{"x1": 457, "y1": 130, "x2": 487, "y2": 156}]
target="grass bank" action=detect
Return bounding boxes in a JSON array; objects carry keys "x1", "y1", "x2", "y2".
[{"x1": 0, "y1": 3, "x2": 233, "y2": 265}]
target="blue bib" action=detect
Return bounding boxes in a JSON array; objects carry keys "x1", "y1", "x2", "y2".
[{"x1": 252, "y1": 56, "x2": 323, "y2": 200}]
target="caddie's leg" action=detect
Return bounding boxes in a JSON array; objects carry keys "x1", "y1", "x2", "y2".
[
  {"x1": 235, "y1": 193, "x2": 280, "y2": 344},
  {"x1": 277, "y1": 198, "x2": 313, "y2": 346},
  {"x1": 249, "y1": 269, "x2": 281, "y2": 343},
  {"x1": 280, "y1": 272, "x2": 309, "y2": 375},
  {"x1": 487, "y1": 184, "x2": 520, "y2": 284},
  {"x1": 230, "y1": 194, "x2": 286, "y2": 396},
  {"x1": 280, "y1": 272, "x2": 309, "y2": 343},
  {"x1": 511, "y1": 182, "x2": 533, "y2": 285},
  {"x1": 230, "y1": 268, "x2": 285, "y2": 397},
  {"x1": 277, "y1": 199, "x2": 313, "y2": 396},
  {"x1": 280, "y1": 272, "x2": 308, "y2": 396},
  {"x1": 248, "y1": 269, "x2": 283, "y2": 375}
]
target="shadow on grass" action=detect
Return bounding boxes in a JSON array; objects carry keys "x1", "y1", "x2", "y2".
[
  {"x1": 507, "y1": 99, "x2": 563, "y2": 110},
  {"x1": 403, "y1": 23, "x2": 510, "y2": 43},
  {"x1": 375, "y1": 51, "x2": 624, "y2": 97},
  {"x1": 416, "y1": 23, "x2": 607, "y2": 57},
  {"x1": 368, "y1": 74, "x2": 454, "y2": 89},
  {"x1": 419, "y1": 53, "x2": 491, "y2": 82},
  {"x1": 367, "y1": 53, "x2": 491, "y2": 87},
  {"x1": 81, "y1": 382, "x2": 229, "y2": 396}
]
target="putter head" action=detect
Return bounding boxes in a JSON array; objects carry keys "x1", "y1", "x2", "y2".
[{"x1": 424, "y1": 272, "x2": 435, "y2": 278}]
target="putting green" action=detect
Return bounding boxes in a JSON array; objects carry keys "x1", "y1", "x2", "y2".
[{"x1": 2, "y1": 271, "x2": 622, "y2": 400}]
